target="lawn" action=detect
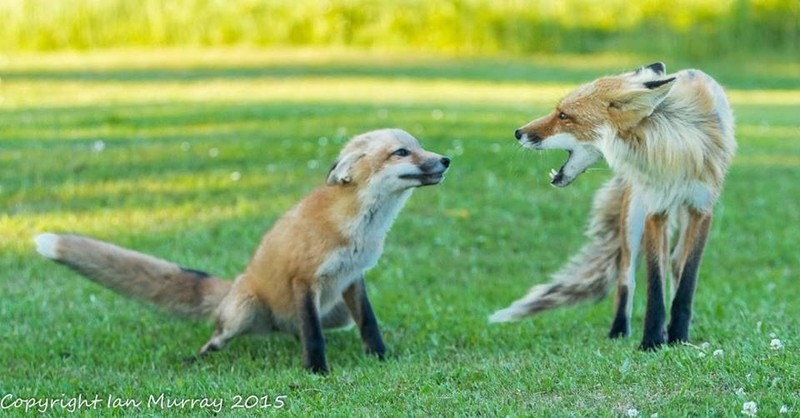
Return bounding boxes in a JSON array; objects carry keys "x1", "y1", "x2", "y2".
[{"x1": 1, "y1": 49, "x2": 798, "y2": 416}]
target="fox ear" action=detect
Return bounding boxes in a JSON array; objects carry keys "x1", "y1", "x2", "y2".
[
  {"x1": 634, "y1": 62, "x2": 666, "y2": 77},
  {"x1": 643, "y1": 76, "x2": 676, "y2": 108},
  {"x1": 643, "y1": 77, "x2": 675, "y2": 90},
  {"x1": 611, "y1": 77, "x2": 676, "y2": 115},
  {"x1": 646, "y1": 62, "x2": 666, "y2": 75},
  {"x1": 326, "y1": 152, "x2": 363, "y2": 185}
]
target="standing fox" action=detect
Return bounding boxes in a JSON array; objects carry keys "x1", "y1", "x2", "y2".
[
  {"x1": 35, "y1": 128, "x2": 450, "y2": 373},
  {"x1": 491, "y1": 63, "x2": 736, "y2": 350}
]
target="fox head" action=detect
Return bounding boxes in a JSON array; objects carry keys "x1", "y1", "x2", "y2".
[
  {"x1": 326, "y1": 128, "x2": 451, "y2": 192},
  {"x1": 515, "y1": 62, "x2": 677, "y2": 187}
]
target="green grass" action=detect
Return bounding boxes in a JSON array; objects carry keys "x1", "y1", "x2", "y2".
[{"x1": 1, "y1": 49, "x2": 799, "y2": 416}]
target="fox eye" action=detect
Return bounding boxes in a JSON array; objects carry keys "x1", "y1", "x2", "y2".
[
  {"x1": 558, "y1": 112, "x2": 568, "y2": 120},
  {"x1": 392, "y1": 148, "x2": 410, "y2": 157}
]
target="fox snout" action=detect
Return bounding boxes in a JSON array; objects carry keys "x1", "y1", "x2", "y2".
[
  {"x1": 422, "y1": 156, "x2": 451, "y2": 171},
  {"x1": 514, "y1": 128, "x2": 542, "y2": 144},
  {"x1": 400, "y1": 154, "x2": 451, "y2": 186}
]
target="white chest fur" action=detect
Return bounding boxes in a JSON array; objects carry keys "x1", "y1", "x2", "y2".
[{"x1": 314, "y1": 189, "x2": 412, "y2": 311}]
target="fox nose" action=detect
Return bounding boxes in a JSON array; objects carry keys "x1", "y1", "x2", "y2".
[
  {"x1": 514, "y1": 129, "x2": 522, "y2": 140},
  {"x1": 440, "y1": 157, "x2": 451, "y2": 168}
]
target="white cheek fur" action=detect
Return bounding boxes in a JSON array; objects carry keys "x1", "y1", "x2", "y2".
[
  {"x1": 538, "y1": 132, "x2": 580, "y2": 151},
  {"x1": 563, "y1": 145, "x2": 603, "y2": 177}
]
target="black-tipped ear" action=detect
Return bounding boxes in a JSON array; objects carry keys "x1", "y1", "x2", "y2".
[
  {"x1": 646, "y1": 62, "x2": 666, "y2": 75},
  {"x1": 644, "y1": 77, "x2": 676, "y2": 90}
]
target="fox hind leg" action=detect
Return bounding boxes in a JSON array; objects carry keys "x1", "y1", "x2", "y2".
[
  {"x1": 668, "y1": 210, "x2": 712, "y2": 344},
  {"x1": 669, "y1": 207, "x2": 690, "y2": 302},
  {"x1": 198, "y1": 290, "x2": 259, "y2": 356},
  {"x1": 609, "y1": 190, "x2": 641, "y2": 339},
  {"x1": 321, "y1": 299, "x2": 355, "y2": 330}
]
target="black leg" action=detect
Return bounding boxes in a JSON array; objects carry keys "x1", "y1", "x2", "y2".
[
  {"x1": 668, "y1": 212, "x2": 711, "y2": 344},
  {"x1": 640, "y1": 214, "x2": 667, "y2": 351},
  {"x1": 343, "y1": 277, "x2": 386, "y2": 359},
  {"x1": 608, "y1": 285, "x2": 630, "y2": 339},
  {"x1": 297, "y1": 291, "x2": 328, "y2": 374}
]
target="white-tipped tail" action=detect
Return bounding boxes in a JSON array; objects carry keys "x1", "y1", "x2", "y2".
[
  {"x1": 35, "y1": 233, "x2": 61, "y2": 260},
  {"x1": 488, "y1": 307, "x2": 525, "y2": 323},
  {"x1": 35, "y1": 234, "x2": 231, "y2": 319},
  {"x1": 490, "y1": 176, "x2": 627, "y2": 322}
]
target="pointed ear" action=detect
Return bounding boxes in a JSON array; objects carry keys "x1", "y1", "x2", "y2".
[
  {"x1": 643, "y1": 76, "x2": 676, "y2": 108},
  {"x1": 610, "y1": 77, "x2": 676, "y2": 115},
  {"x1": 326, "y1": 152, "x2": 363, "y2": 185},
  {"x1": 645, "y1": 62, "x2": 666, "y2": 75},
  {"x1": 634, "y1": 62, "x2": 666, "y2": 77},
  {"x1": 643, "y1": 77, "x2": 675, "y2": 90}
]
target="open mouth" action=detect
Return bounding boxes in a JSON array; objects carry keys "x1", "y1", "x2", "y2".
[
  {"x1": 518, "y1": 132, "x2": 600, "y2": 188},
  {"x1": 399, "y1": 171, "x2": 446, "y2": 185},
  {"x1": 547, "y1": 151, "x2": 573, "y2": 187}
]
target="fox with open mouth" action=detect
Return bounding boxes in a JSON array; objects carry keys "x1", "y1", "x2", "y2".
[{"x1": 492, "y1": 63, "x2": 736, "y2": 350}]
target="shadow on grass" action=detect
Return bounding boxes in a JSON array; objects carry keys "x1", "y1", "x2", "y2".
[
  {"x1": 3, "y1": 58, "x2": 797, "y2": 89},
  {"x1": 3, "y1": 98, "x2": 798, "y2": 219},
  {"x1": 0, "y1": 60, "x2": 622, "y2": 84}
]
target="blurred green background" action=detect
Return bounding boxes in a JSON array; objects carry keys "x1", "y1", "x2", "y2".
[{"x1": 1, "y1": 0, "x2": 798, "y2": 58}]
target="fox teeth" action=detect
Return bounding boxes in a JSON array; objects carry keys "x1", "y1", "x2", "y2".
[{"x1": 549, "y1": 169, "x2": 558, "y2": 179}]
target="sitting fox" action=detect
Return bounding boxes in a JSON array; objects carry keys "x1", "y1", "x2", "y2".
[
  {"x1": 491, "y1": 63, "x2": 736, "y2": 350},
  {"x1": 36, "y1": 128, "x2": 450, "y2": 373}
]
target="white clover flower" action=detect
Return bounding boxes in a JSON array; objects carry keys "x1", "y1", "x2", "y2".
[
  {"x1": 771, "y1": 339, "x2": 784, "y2": 350},
  {"x1": 736, "y1": 388, "x2": 746, "y2": 396},
  {"x1": 626, "y1": 408, "x2": 640, "y2": 417},
  {"x1": 209, "y1": 148, "x2": 219, "y2": 158},
  {"x1": 700, "y1": 342, "x2": 711, "y2": 350},
  {"x1": 769, "y1": 332, "x2": 777, "y2": 338},
  {"x1": 741, "y1": 401, "x2": 757, "y2": 417},
  {"x1": 713, "y1": 349, "x2": 724, "y2": 356},
  {"x1": 230, "y1": 171, "x2": 241, "y2": 181},
  {"x1": 698, "y1": 351, "x2": 707, "y2": 358},
  {"x1": 92, "y1": 140, "x2": 106, "y2": 152},
  {"x1": 780, "y1": 405, "x2": 789, "y2": 414}
]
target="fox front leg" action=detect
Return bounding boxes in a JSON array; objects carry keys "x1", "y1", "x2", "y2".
[
  {"x1": 640, "y1": 212, "x2": 669, "y2": 350},
  {"x1": 343, "y1": 276, "x2": 386, "y2": 359},
  {"x1": 296, "y1": 289, "x2": 328, "y2": 374}
]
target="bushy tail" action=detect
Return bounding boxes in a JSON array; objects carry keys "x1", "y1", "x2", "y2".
[
  {"x1": 490, "y1": 176, "x2": 627, "y2": 323},
  {"x1": 34, "y1": 233, "x2": 231, "y2": 320}
]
